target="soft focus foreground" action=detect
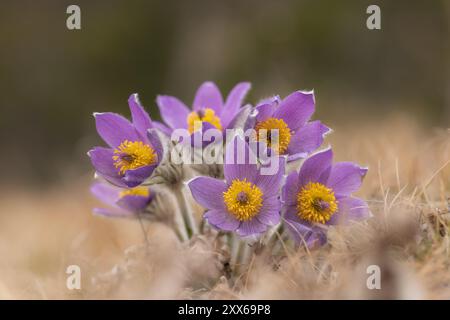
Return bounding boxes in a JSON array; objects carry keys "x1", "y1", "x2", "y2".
[{"x1": 0, "y1": 115, "x2": 448, "y2": 299}]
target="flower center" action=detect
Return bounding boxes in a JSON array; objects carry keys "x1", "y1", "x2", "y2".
[
  {"x1": 187, "y1": 108, "x2": 222, "y2": 133},
  {"x1": 254, "y1": 117, "x2": 291, "y2": 154},
  {"x1": 112, "y1": 140, "x2": 157, "y2": 175},
  {"x1": 296, "y1": 182, "x2": 338, "y2": 224},
  {"x1": 119, "y1": 186, "x2": 150, "y2": 198},
  {"x1": 223, "y1": 179, "x2": 263, "y2": 221}
]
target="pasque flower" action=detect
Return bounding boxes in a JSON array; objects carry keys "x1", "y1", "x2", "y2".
[
  {"x1": 91, "y1": 182, "x2": 154, "y2": 218},
  {"x1": 156, "y1": 81, "x2": 251, "y2": 140},
  {"x1": 246, "y1": 91, "x2": 331, "y2": 161},
  {"x1": 188, "y1": 136, "x2": 284, "y2": 237},
  {"x1": 283, "y1": 148, "x2": 371, "y2": 247},
  {"x1": 88, "y1": 94, "x2": 163, "y2": 188}
]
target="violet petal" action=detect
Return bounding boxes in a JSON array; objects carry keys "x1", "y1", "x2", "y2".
[
  {"x1": 94, "y1": 112, "x2": 139, "y2": 148},
  {"x1": 123, "y1": 164, "x2": 156, "y2": 187},
  {"x1": 326, "y1": 162, "x2": 368, "y2": 197},
  {"x1": 328, "y1": 196, "x2": 371, "y2": 225},
  {"x1": 224, "y1": 136, "x2": 258, "y2": 184},
  {"x1": 188, "y1": 176, "x2": 227, "y2": 210},
  {"x1": 221, "y1": 82, "x2": 251, "y2": 127},
  {"x1": 236, "y1": 219, "x2": 267, "y2": 237},
  {"x1": 298, "y1": 148, "x2": 333, "y2": 187},
  {"x1": 256, "y1": 196, "x2": 281, "y2": 225},
  {"x1": 204, "y1": 209, "x2": 240, "y2": 231},
  {"x1": 90, "y1": 182, "x2": 120, "y2": 207},
  {"x1": 156, "y1": 95, "x2": 190, "y2": 130},
  {"x1": 273, "y1": 91, "x2": 315, "y2": 131},
  {"x1": 128, "y1": 93, "x2": 153, "y2": 139},
  {"x1": 193, "y1": 81, "x2": 223, "y2": 114},
  {"x1": 287, "y1": 120, "x2": 331, "y2": 157}
]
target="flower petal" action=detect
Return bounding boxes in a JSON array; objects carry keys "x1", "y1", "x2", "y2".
[
  {"x1": 227, "y1": 104, "x2": 253, "y2": 131},
  {"x1": 117, "y1": 194, "x2": 151, "y2": 212},
  {"x1": 257, "y1": 95, "x2": 281, "y2": 106},
  {"x1": 282, "y1": 171, "x2": 300, "y2": 206},
  {"x1": 284, "y1": 204, "x2": 332, "y2": 249},
  {"x1": 193, "y1": 81, "x2": 223, "y2": 114},
  {"x1": 94, "y1": 112, "x2": 139, "y2": 148},
  {"x1": 152, "y1": 121, "x2": 172, "y2": 136},
  {"x1": 156, "y1": 95, "x2": 190, "y2": 130},
  {"x1": 188, "y1": 176, "x2": 227, "y2": 210},
  {"x1": 283, "y1": 206, "x2": 316, "y2": 246},
  {"x1": 189, "y1": 121, "x2": 221, "y2": 148},
  {"x1": 123, "y1": 164, "x2": 156, "y2": 187},
  {"x1": 204, "y1": 209, "x2": 240, "y2": 231},
  {"x1": 224, "y1": 135, "x2": 258, "y2": 183},
  {"x1": 147, "y1": 128, "x2": 164, "y2": 164},
  {"x1": 273, "y1": 91, "x2": 315, "y2": 131},
  {"x1": 287, "y1": 121, "x2": 331, "y2": 157},
  {"x1": 284, "y1": 220, "x2": 313, "y2": 246},
  {"x1": 326, "y1": 162, "x2": 368, "y2": 197},
  {"x1": 298, "y1": 148, "x2": 333, "y2": 187},
  {"x1": 328, "y1": 196, "x2": 371, "y2": 225},
  {"x1": 255, "y1": 102, "x2": 277, "y2": 123},
  {"x1": 283, "y1": 204, "x2": 300, "y2": 221},
  {"x1": 255, "y1": 156, "x2": 285, "y2": 196},
  {"x1": 90, "y1": 182, "x2": 120, "y2": 207},
  {"x1": 221, "y1": 82, "x2": 251, "y2": 127},
  {"x1": 128, "y1": 93, "x2": 153, "y2": 139},
  {"x1": 236, "y1": 219, "x2": 267, "y2": 237},
  {"x1": 304, "y1": 228, "x2": 328, "y2": 247},
  {"x1": 286, "y1": 152, "x2": 308, "y2": 162},
  {"x1": 256, "y1": 196, "x2": 281, "y2": 225},
  {"x1": 88, "y1": 147, "x2": 127, "y2": 187},
  {"x1": 95, "y1": 173, "x2": 127, "y2": 188},
  {"x1": 93, "y1": 207, "x2": 132, "y2": 218}
]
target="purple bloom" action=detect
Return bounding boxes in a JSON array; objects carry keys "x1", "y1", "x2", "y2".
[
  {"x1": 188, "y1": 136, "x2": 284, "y2": 237},
  {"x1": 156, "y1": 81, "x2": 251, "y2": 140},
  {"x1": 91, "y1": 182, "x2": 154, "y2": 218},
  {"x1": 246, "y1": 91, "x2": 331, "y2": 162},
  {"x1": 88, "y1": 94, "x2": 163, "y2": 188},
  {"x1": 282, "y1": 148, "x2": 371, "y2": 247}
]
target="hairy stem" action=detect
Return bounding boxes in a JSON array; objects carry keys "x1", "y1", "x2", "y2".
[
  {"x1": 173, "y1": 183, "x2": 198, "y2": 238},
  {"x1": 173, "y1": 211, "x2": 189, "y2": 242},
  {"x1": 230, "y1": 234, "x2": 241, "y2": 267},
  {"x1": 137, "y1": 213, "x2": 150, "y2": 248}
]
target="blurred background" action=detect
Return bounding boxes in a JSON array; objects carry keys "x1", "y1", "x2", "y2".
[{"x1": 0, "y1": 0, "x2": 448, "y2": 185}]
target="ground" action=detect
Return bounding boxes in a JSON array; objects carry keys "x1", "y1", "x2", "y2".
[{"x1": 0, "y1": 115, "x2": 448, "y2": 299}]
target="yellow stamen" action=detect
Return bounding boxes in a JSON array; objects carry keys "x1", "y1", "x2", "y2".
[
  {"x1": 112, "y1": 140, "x2": 157, "y2": 175},
  {"x1": 187, "y1": 108, "x2": 222, "y2": 133},
  {"x1": 223, "y1": 179, "x2": 263, "y2": 221},
  {"x1": 254, "y1": 117, "x2": 291, "y2": 154},
  {"x1": 297, "y1": 182, "x2": 338, "y2": 224},
  {"x1": 119, "y1": 187, "x2": 150, "y2": 198}
]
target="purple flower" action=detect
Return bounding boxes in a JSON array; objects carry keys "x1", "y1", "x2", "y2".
[
  {"x1": 88, "y1": 94, "x2": 163, "y2": 188},
  {"x1": 156, "y1": 81, "x2": 251, "y2": 139},
  {"x1": 282, "y1": 148, "x2": 371, "y2": 247},
  {"x1": 91, "y1": 182, "x2": 154, "y2": 218},
  {"x1": 188, "y1": 136, "x2": 284, "y2": 237},
  {"x1": 246, "y1": 91, "x2": 331, "y2": 162}
]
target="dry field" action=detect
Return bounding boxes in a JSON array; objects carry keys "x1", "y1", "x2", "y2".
[{"x1": 0, "y1": 115, "x2": 448, "y2": 299}]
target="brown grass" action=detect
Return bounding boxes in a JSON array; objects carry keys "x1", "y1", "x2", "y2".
[{"x1": 0, "y1": 114, "x2": 448, "y2": 299}]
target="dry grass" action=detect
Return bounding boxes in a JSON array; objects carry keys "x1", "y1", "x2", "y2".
[{"x1": 0, "y1": 114, "x2": 448, "y2": 299}]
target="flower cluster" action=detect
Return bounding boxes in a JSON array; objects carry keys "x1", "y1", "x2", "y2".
[{"x1": 88, "y1": 81, "x2": 371, "y2": 249}]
